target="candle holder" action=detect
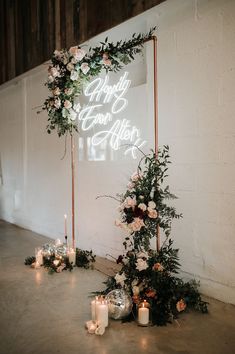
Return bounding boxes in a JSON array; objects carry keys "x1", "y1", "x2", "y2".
[
  {"x1": 137, "y1": 300, "x2": 152, "y2": 327},
  {"x1": 35, "y1": 247, "x2": 43, "y2": 266}
]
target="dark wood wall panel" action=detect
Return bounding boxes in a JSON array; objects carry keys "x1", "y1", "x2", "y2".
[{"x1": 0, "y1": 0, "x2": 165, "y2": 85}]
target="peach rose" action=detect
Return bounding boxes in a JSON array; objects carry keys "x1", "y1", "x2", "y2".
[
  {"x1": 146, "y1": 289, "x2": 156, "y2": 298},
  {"x1": 148, "y1": 209, "x2": 158, "y2": 219},
  {"x1": 152, "y1": 262, "x2": 164, "y2": 272},
  {"x1": 130, "y1": 218, "x2": 145, "y2": 232},
  {"x1": 69, "y1": 46, "x2": 86, "y2": 61},
  {"x1": 66, "y1": 62, "x2": 74, "y2": 71},
  {"x1": 132, "y1": 295, "x2": 140, "y2": 304},
  {"x1": 53, "y1": 87, "x2": 60, "y2": 96},
  {"x1": 176, "y1": 299, "x2": 187, "y2": 312}
]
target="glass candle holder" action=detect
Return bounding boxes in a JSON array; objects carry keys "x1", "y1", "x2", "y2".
[
  {"x1": 137, "y1": 300, "x2": 151, "y2": 326},
  {"x1": 35, "y1": 247, "x2": 43, "y2": 266}
]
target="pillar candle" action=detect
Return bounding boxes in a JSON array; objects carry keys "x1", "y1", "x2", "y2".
[
  {"x1": 95, "y1": 296, "x2": 102, "y2": 320},
  {"x1": 97, "y1": 301, "x2": 108, "y2": 328},
  {"x1": 68, "y1": 248, "x2": 76, "y2": 264},
  {"x1": 35, "y1": 249, "x2": 43, "y2": 266},
  {"x1": 138, "y1": 304, "x2": 149, "y2": 325},
  {"x1": 91, "y1": 299, "x2": 96, "y2": 321}
]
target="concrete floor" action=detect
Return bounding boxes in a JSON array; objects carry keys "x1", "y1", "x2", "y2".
[{"x1": 0, "y1": 220, "x2": 235, "y2": 354}]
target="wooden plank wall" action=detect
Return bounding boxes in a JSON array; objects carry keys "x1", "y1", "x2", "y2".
[{"x1": 0, "y1": 0, "x2": 165, "y2": 85}]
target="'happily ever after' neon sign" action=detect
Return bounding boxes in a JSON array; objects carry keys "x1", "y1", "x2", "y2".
[{"x1": 78, "y1": 71, "x2": 146, "y2": 159}]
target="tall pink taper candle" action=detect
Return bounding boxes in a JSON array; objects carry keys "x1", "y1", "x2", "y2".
[{"x1": 64, "y1": 214, "x2": 67, "y2": 236}]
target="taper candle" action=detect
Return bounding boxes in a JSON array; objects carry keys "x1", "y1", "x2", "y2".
[{"x1": 64, "y1": 214, "x2": 67, "y2": 236}]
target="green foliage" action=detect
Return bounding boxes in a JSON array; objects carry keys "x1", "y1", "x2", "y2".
[
  {"x1": 100, "y1": 148, "x2": 208, "y2": 325},
  {"x1": 76, "y1": 248, "x2": 96, "y2": 269},
  {"x1": 24, "y1": 256, "x2": 36, "y2": 265},
  {"x1": 40, "y1": 28, "x2": 156, "y2": 137}
]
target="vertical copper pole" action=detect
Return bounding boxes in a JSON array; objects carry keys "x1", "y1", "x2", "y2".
[
  {"x1": 152, "y1": 36, "x2": 160, "y2": 252},
  {"x1": 71, "y1": 134, "x2": 75, "y2": 249}
]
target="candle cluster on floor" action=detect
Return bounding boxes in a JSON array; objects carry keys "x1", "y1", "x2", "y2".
[
  {"x1": 25, "y1": 237, "x2": 95, "y2": 274},
  {"x1": 86, "y1": 296, "x2": 108, "y2": 335},
  {"x1": 87, "y1": 294, "x2": 152, "y2": 335}
]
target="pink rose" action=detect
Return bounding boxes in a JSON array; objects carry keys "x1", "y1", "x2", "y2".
[
  {"x1": 69, "y1": 46, "x2": 86, "y2": 61},
  {"x1": 64, "y1": 88, "x2": 73, "y2": 96},
  {"x1": 54, "y1": 98, "x2": 61, "y2": 109},
  {"x1": 64, "y1": 100, "x2": 72, "y2": 109},
  {"x1": 124, "y1": 196, "x2": 136, "y2": 209},
  {"x1": 131, "y1": 172, "x2": 141, "y2": 182},
  {"x1": 102, "y1": 53, "x2": 111, "y2": 66}
]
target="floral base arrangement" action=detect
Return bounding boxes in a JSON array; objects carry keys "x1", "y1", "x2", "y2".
[
  {"x1": 25, "y1": 241, "x2": 95, "y2": 274},
  {"x1": 98, "y1": 146, "x2": 208, "y2": 326}
]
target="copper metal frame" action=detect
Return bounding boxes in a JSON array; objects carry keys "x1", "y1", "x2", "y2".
[
  {"x1": 144, "y1": 36, "x2": 160, "y2": 252},
  {"x1": 70, "y1": 35, "x2": 159, "y2": 252}
]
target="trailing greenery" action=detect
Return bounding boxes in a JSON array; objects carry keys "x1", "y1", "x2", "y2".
[
  {"x1": 100, "y1": 147, "x2": 208, "y2": 325},
  {"x1": 25, "y1": 248, "x2": 96, "y2": 274},
  {"x1": 39, "y1": 28, "x2": 156, "y2": 137}
]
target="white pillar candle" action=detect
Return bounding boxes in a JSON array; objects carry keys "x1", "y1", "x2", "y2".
[
  {"x1": 91, "y1": 299, "x2": 96, "y2": 321},
  {"x1": 68, "y1": 248, "x2": 76, "y2": 264},
  {"x1": 97, "y1": 301, "x2": 108, "y2": 328},
  {"x1": 35, "y1": 249, "x2": 43, "y2": 266},
  {"x1": 95, "y1": 296, "x2": 102, "y2": 320},
  {"x1": 138, "y1": 305, "x2": 149, "y2": 326}
]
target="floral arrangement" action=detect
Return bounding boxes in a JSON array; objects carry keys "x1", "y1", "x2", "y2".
[
  {"x1": 39, "y1": 28, "x2": 155, "y2": 137},
  {"x1": 25, "y1": 248, "x2": 96, "y2": 274},
  {"x1": 100, "y1": 147, "x2": 208, "y2": 325}
]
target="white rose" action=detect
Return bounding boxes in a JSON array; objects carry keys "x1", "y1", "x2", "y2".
[
  {"x1": 132, "y1": 286, "x2": 140, "y2": 296},
  {"x1": 70, "y1": 70, "x2": 79, "y2": 81},
  {"x1": 64, "y1": 100, "x2": 72, "y2": 109},
  {"x1": 48, "y1": 75, "x2": 54, "y2": 83},
  {"x1": 138, "y1": 203, "x2": 147, "y2": 212},
  {"x1": 148, "y1": 201, "x2": 156, "y2": 209},
  {"x1": 137, "y1": 251, "x2": 149, "y2": 260},
  {"x1": 136, "y1": 259, "x2": 148, "y2": 272},
  {"x1": 50, "y1": 67, "x2": 60, "y2": 77},
  {"x1": 68, "y1": 108, "x2": 77, "y2": 121},
  {"x1": 54, "y1": 98, "x2": 61, "y2": 109},
  {"x1": 114, "y1": 273, "x2": 126, "y2": 286},
  {"x1": 62, "y1": 108, "x2": 68, "y2": 118},
  {"x1": 73, "y1": 103, "x2": 81, "y2": 113},
  {"x1": 66, "y1": 62, "x2": 74, "y2": 71},
  {"x1": 80, "y1": 62, "x2": 90, "y2": 75}
]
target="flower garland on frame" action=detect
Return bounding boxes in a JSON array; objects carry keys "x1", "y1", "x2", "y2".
[
  {"x1": 98, "y1": 147, "x2": 208, "y2": 326},
  {"x1": 40, "y1": 28, "x2": 156, "y2": 137}
]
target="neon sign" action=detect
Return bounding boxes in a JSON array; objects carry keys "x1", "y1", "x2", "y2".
[{"x1": 78, "y1": 72, "x2": 146, "y2": 159}]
